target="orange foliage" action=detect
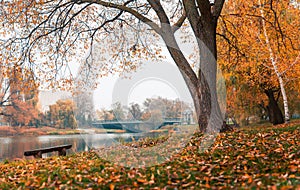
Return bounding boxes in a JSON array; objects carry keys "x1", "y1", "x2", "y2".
[
  {"x1": 47, "y1": 99, "x2": 77, "y2": 129},
  {"x1": 3, "y1": 66, "x2": 40, "y2": 127},
  {"x1": 218, "y1": 0, "x2": 300, "y2": 123}
]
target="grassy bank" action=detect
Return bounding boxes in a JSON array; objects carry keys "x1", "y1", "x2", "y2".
[
  {"x1": 0, "y1": 122, "x2": 299, "y2": 189},
  {"x1": 0, "y1": 126, "x2": 83, "y2": 137},
  {"x1": 0, "y1": 126, "x2": 131, "y2": 137},
  {"x1": 0, "y1": 125, "x2": 181, "y2": 137}
]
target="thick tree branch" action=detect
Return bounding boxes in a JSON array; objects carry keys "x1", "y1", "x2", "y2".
[
  {"x1": 182, "y1": 0, "x2": 201, "y2": 37},
  {"x1": 147, "y1": 0, "x2": 170, "y2": 25},
  {"x1": 74, "y1": 0, "x2": 162, "y2": 34}
]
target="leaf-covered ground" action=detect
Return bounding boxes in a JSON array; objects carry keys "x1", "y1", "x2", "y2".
[{"x1": 0, "y1": 123, "x2": 299, "y2": 189}]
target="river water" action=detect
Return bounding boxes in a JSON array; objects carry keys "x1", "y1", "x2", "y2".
[{"x1": 0, "y1": 133, "x2": 142, "y2": 161}]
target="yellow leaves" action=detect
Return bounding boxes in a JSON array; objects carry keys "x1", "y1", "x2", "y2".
[
  {"x1": 274, "y1": 147, "x2": 284, "y2": 153},
  {"x1": 75, "y1": 174, "x2": 82, "y2": 182},
  {"x1": 136, "y1": 178, "x2": 147, "y2": 183},
  {"x1": 95, "y1": 177, "x2": 104, "y2": 183},
  {"x1": 288, "y1": 153, "x2": 296, "y2": 159},
  {"x1": 288, "y1": 174, "x2": 296, "y2": 178},
  {"x1": 219, "y1": 0, "x2": 300, "y2": 119},
  {"x1": 149, "y1": 173, "x2": 155, "y2": 184},
  {"x1": 84, "y1": 44, "x2": 89, "y2": 50},
  {"x1": 156, "y1": 169, "x2": 161, "y2": 176},
  {"x1": 109, "y1": 183, "x2": 115, "y2": 190},
  {"x1": 204, "y1": 176, "x2": 211, "y2": 188},
  {"x1": 288, "y1": 165, "x2": 298, "y2": 173}
]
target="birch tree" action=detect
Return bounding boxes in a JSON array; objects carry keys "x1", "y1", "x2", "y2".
[
  {"x1": 218, "y1": 0, "x2": 299, "y2": 124},
  {"x1": 258, "y1": 0, "x2": 293, "y2": 123}
]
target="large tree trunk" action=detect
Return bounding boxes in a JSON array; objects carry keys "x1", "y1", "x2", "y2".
[
  {"x1": 162, "y1": 27, "x2": 223, "y2": 133},
  {"x1": 265, "y1": 89, "x2": 284, "y2": 125},
  {"x1": 163, "y1": 1, "x2": 223, "y2": 133},
  {"x1": 194, "y1": 31, "x2": 223, "y2": 133},
  {"x1": 181, "y1": 1, "x2": 224, "y2": 133}
]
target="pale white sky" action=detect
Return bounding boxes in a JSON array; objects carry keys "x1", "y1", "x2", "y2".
[{"x1": 93, "y1": 72, "x2": 186, "y2": 110}]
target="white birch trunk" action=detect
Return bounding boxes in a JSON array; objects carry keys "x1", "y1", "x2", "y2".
[{"x1": 258, "y1": 0, "x2": 290, "y2": 123}]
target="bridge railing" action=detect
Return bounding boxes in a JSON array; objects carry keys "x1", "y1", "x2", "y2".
[{"x1": 94, "y1": 118, "x2": 182, "y2": 124}]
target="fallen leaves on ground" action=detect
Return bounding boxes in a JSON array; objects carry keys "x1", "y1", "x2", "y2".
[{"x1": 0, "y1": 123, "x2": 299, "y2": 189}]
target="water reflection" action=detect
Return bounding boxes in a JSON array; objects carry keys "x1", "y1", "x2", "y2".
[{"x1": 0, "y1": 133, "x2": 141, "y2": 161}]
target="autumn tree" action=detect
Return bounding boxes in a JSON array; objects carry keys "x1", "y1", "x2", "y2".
[
  {"x1": 111, "y1": 102, "x2": 126, "y2": 121},
  {"x1": 0, "y1": 71, "x2": 9, "y2": 116},
  {"x1": 218, "y1": 0, "x2": 300, "y2": 125},
  {"x1": 3, "y1": 66, "x2": 40, "y2": 127},
  {"x1": 46, "y1": 99, "x2": 78, "y2": 129},
  {"x1": 222, "y1": 72, "x2": 269, "y2": 125},
  {"x1": 0, "y1": 0, "x2": 227, "y2": 133},
  {"x1": 128, "y1": 103, "x2": 142, "y2": 120},
  {"x1": 95, "y1": 108, "x2": 115, "y2": 121},
  {"x1": 142, "y1": 98, "x2": 166, "y2": 120},
  {"x1": 142, "y1": 97, "x2": 190, "y2": 120},
  {"x1": 73, "y1": 92, "x2": 94, "y2": 127},
  {"x1": 287, "y1": 84, "x2": 300, "y2": 118}
]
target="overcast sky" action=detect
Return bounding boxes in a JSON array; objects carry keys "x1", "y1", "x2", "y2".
[{"x1": 92, "y1": 61, "x2": 193, "y2": 110}]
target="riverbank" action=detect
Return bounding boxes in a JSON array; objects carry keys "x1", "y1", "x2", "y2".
[
  {"x1": 0, "y1": 126, "x2": 130, "y2": 137},
  {"x1": 0, "y1": 126, "x2": 81, "y2": 137},
  {"x1": 0, "y1": 125, "x2": 181, "y2": 137},
  {"x1": 0, "y1": 122, "x2": 299, "y2": 189}
]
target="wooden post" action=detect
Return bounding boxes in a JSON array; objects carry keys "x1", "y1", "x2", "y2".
[
  {"x1": 34, "y1": 151, "x2": 42, "y2": 158},
  {"x1": 58, "y1": 148, "x2": 67, "y2": 156}
]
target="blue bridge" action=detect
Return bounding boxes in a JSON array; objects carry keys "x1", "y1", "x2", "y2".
[{"x1": 92, "y1": 118, "x2": 182, "y2": 133}]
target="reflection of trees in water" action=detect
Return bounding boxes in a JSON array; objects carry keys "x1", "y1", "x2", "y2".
[
  {"x1": 0, "y1": 137, "x2": 42, "y2": 160},
  {"x1": 0, "y1": 134, "x2": 152, "y2": 161},
  {"x1": 0, "y1": 136, "x2": 82, "y2": 161}
]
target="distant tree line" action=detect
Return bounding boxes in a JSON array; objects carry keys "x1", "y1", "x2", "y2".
[{"x1": 95, "y1": 97, "x2": 192, "y2": 122}]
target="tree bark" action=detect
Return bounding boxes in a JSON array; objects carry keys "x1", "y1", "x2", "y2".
[
  {"x1": 183, "y1": 1, "x2": 224, "y2": 133},
  {"x1": 258, "y1": 0, "x2": 290, "y2": 123},
  {"x1": 278, "y1": 77, "x2": 290, "y2": 122},
  {"x1": 265, "y1": 89, "x2": 284, "y2": 125}
]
